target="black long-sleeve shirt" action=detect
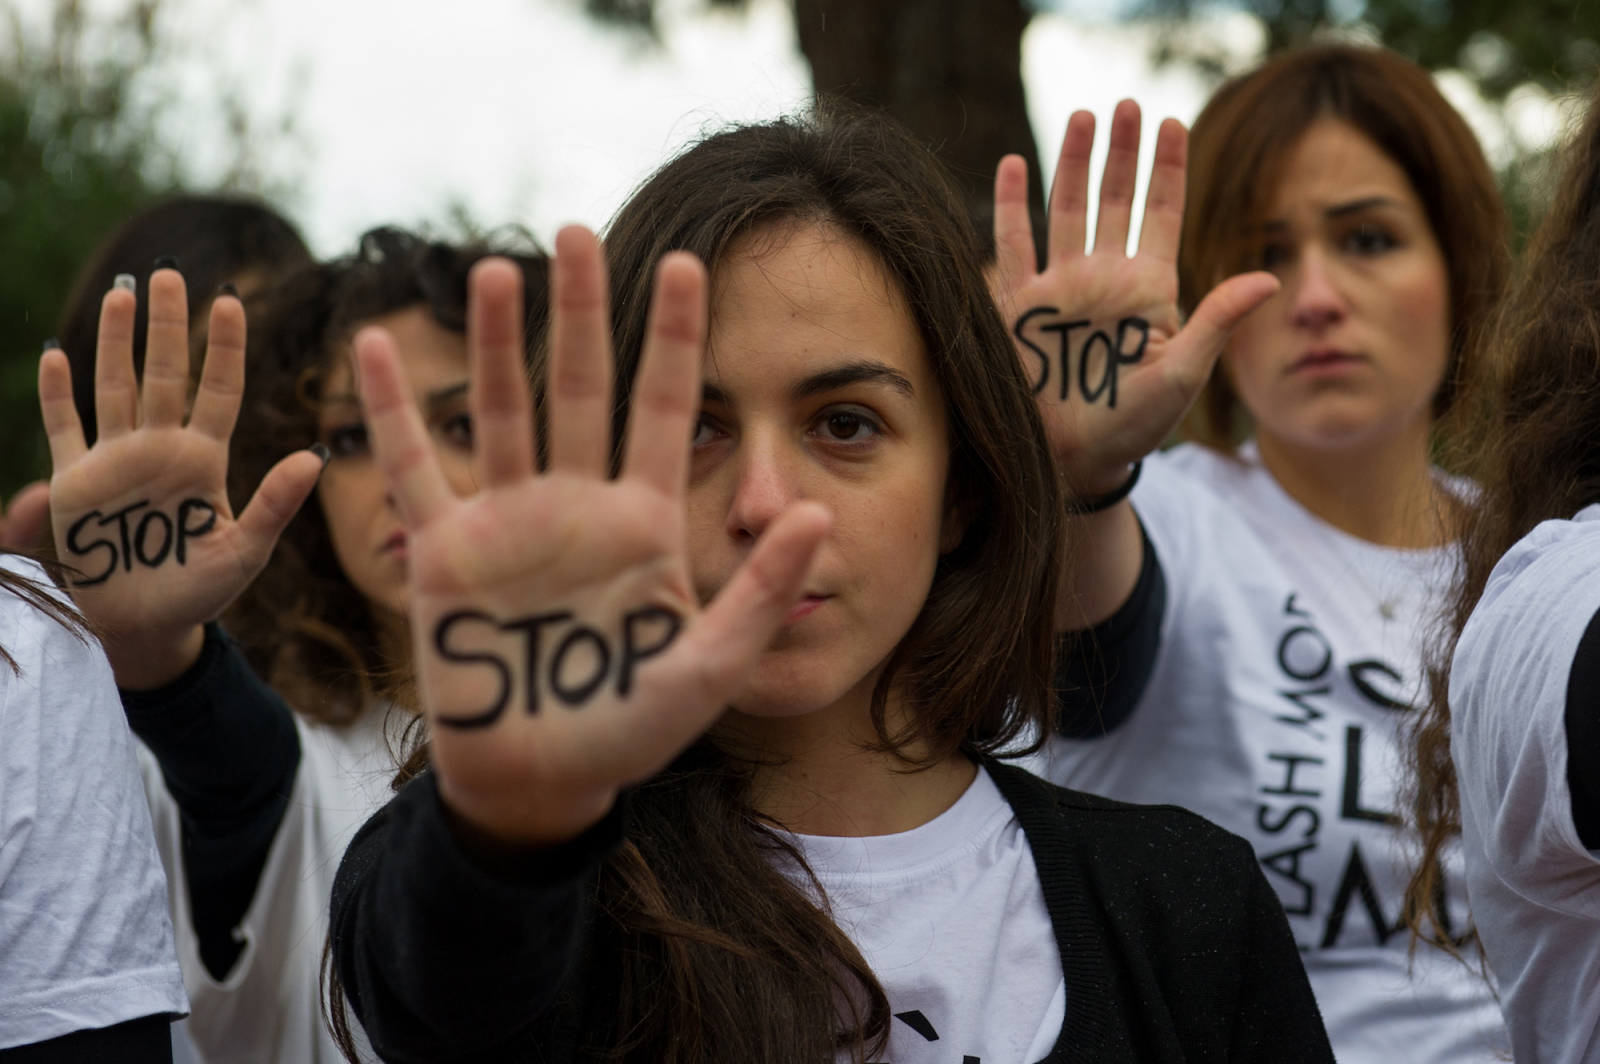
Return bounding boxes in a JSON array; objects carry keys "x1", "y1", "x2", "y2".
[
  {"x1": 120, "y1": 623, "x2": 301, "y2": 981},
  {"x1": 331, "y1": 763, "x2": 1334, "y2": 1064}
]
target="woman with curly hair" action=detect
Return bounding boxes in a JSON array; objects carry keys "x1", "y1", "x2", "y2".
[{"x1": 41, "y1": 228, "x2": 546, "y2": 1062}]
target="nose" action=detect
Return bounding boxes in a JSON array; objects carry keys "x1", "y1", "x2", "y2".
[
  {"x1": 1288, "y1": 246, "x2": 1348, "y2": 334},
  {"x1": 724, "y1": 432, "x2": 805, "y2": 545}
]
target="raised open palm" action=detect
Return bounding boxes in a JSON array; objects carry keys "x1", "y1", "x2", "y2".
[
  {"x1": 355, "y1": 228, "x2": 829, "y2": 846},
  {"x1": 992, "y1": 100, "x2": 1280, "y2": 495},
  {"x1": 40, "y1": 269, "x2": 324, "y2": 688}
]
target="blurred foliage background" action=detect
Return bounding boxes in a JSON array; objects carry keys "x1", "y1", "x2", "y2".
[
  {"x1": 0, "y1": 0, "x2": 286, "y2": 498},
  {"x1": 1, "y1": 0, "x2": 1596, "y2": 496}
]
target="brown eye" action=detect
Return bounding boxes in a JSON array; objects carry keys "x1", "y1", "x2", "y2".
[
  {"x1": 1344, "y1": 225, "x2": 1397, "y2": 255},
  {"x1": 440, "y1": 412, "x2": 473, "y2": 449},
  {"x1": 819, "y1": 410, "x2": 878, "y2": 443},
  {"x1": 324, "y1": 423, "x2": 370, "y2": 458}
]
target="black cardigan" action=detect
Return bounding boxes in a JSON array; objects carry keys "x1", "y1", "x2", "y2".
[{"x1": 331, "y1": 762, "x2": 1334, "y2": 1064}]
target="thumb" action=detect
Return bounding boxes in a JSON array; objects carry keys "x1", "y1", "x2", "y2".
[
  {"x1": 682, "y1": 502, "x2": 831, "y2": 703},
  {"x1": 1165, "y1": 271, "x2": 1280, "y2": 391},
  {"x1": 234, "y1": 448, "x2": 327, "y2": 565}
]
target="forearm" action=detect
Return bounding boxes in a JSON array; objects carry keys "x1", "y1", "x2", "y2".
[
  {"x1": 1056, "y1": 527, "x2": 1164, "y2": 738},
  {"x1": 121, "y1": 623, "x2": 300, "y2": 980},
  {"x1": 332, "y1": 773, "x2": 624, "y2": 1062},
  {"x1": 1056, "y1": 496, "x2": 1143, "y2": 632}
]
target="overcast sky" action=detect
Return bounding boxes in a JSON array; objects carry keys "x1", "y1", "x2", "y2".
[{"x1": 18, "y1": 0, "x2": 1574, "y2": 257}]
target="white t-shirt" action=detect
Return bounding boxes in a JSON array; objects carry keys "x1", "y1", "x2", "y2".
[
  {"x1": 139, "y1": 698, "x2": 403, "y2": 1063},
  {"x1": 777, "y1": 766, "x2": 1065, "y2": 1064},
  {"x1": 1450, "y1": 502, "x2": 1600, "y2": 1064},
  {"x1": 1029, "y1": 443, "x2": 1506, "y2": 1064},
  {"x1": 0, "y1": 555, "x2": 188, "y2": 1049}
]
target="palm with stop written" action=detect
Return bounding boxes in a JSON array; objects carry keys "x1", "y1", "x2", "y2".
[
  {"x1": 993, "y1": 101, "x2": 1280, "y2": 497},
  {"x1": 354, "y1": 228, "x2": 829, "y2": 846},
  {"x1": 40, "y1": 268, "x2": 324, "y2": 689}
]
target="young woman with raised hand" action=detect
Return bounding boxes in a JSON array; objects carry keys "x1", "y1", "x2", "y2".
[
  {"x1": 39, "y1": 228, "x2": 547, "y2": 1064},
  {"x1": 325, "y1": 110, "x2": 1330, "y2": 1064},
  {"x1": 1002, "y1": 45, "x2": 1509, "y2": 1062},
  {"x1": 1411, "y1": 78, "x2": 1600, "y2": 1064},
  {"x1": 0, "y1": 196, "x2": 310, "y2": 555}
]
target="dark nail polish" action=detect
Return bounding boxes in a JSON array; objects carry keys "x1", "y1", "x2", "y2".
[
  {"x1": 41, "y1": 337, "x2": 59, "y2": 352},
  {"x1": 153, "y1": 255, "x2": 179, "y2": 272},
  {"x1": 310, "y1": 442, "x2": 331, "y2": 466},
  {"x1": 217, "y1": 282, "x2": 240, "y2": 299}
]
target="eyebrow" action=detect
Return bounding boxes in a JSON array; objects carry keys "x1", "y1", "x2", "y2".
[
  {"x1": 425, "y1": 382, "x2": 470, "y2": 408},
  {"x1": 1260, "y1": 196, "x2": 1404, "y2": 232},
  {"x1": 322, "y1": 381, "x2": 470, "y2": 408},
  {"x1": 700, "y1": 360, "x2": 915, "y2": 407},
  {"x1": 1324, "y1": 196, "x2": 1402, "y2": 219}
]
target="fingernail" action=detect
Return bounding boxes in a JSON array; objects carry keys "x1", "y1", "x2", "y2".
[
  {"x1": 153, "y1": 255, "x2": 179, "y2": 272},
  {"x1": 113, "y1": 274, "x2": 136, "y2": 292},
  {"x1": 41, "y1": 337, "x2": 59, "y2": 352},
  {"x1": 309, "y1": 442, "x2": 331, "y2": 466},
  {"x1": 217, "y1": 282, "x2": 240, "y2": 298}
]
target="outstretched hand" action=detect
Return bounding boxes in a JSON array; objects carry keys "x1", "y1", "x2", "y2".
[
  {"x1": 992, "y1": 100, "x2": 1279, "y2": 496},
  {"x1": 355, "y1": 228, "x2": 829, "y2": 847},
  {"x1": 40, "y1": 269, "x2": 325, "y2": 688}
]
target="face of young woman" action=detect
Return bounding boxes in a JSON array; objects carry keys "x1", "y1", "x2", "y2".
[
  {"x1": 317, "y1": 305, "x2": 477, "y2": 617},
  {"x1": 1223, "y1": 119, "x2": 1451, "y2": 450},
  {"x1": 687, "y1": 225, "x2": 952, "y2": 719}
]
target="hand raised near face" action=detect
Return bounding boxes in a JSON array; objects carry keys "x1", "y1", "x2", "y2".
[
  {"x1": 40, "y1": 270, "x2": 326, "y2": 689},
  {"x1": 992, "y1": 100, "x2": 1280, "y2": 497},
  {"x1": 356, "y1": 228, "x2": 829, "y2": 847}
]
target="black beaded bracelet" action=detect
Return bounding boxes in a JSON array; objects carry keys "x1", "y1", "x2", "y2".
[{"x1": 1064, "y1": 460, "x2": 1142, "y2": 515}]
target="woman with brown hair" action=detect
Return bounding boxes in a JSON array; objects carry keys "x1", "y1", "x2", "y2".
[
  {"x1": 1000, "y1": 45, "x2": 1510, "y2": 1061},
  {"x1": 315, "y1": 108, "x2": 1331, "y2": 1063},
  {"x1": 1412, "y1": 77, "x2": 1600, "y2": 1064},
  {"x1": 40, "y1": 228, "x2": 547, "y2": 1063}
]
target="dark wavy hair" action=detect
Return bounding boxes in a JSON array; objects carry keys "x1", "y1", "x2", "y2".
[
  {"x1": 337, "y1": 106, "x2": 1064, "y2": 1063},
  {"x1": 1178, "y1": 44, "x2": 1509, "y2": 449},
  {"x1": 1407, "y1": 79, "x2": 1600, "y2": 946},
  {"x1": 57, "y1": 195, "x2": 312, "y2": 445},
  {"x1": 224, "y1": 227, "x2": 549, "y2": 728}
]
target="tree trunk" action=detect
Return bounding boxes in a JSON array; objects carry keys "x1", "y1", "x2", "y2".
[{"x1": 794, "y1": 0, "x2": 1045, "y2": 256}]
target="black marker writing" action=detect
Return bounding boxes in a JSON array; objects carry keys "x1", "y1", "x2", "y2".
[
  {"x1": 431, "y1": 605, "x2": 683, "y2": 730},
  {"x1": 64, "y1": 498, "x2": 218, "y2": 587},
  {"x1": 619, "y1": 606, "x2": 680, "y2": 696},
  {"x1": 434, "y1": 610, "x2": 514, "y2": 729},
  {"x1": 1013, "y1": 308, "x2": 1150, "y2": 407}
]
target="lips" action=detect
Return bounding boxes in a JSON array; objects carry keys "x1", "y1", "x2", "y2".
[
  {"x1": 381, "y1": 530, "x2": 407, "y2": 559},
  {"x1": 1287, "y1": 347, "x2": 1366, "y2": 375},
  {"x1": 784, "y1": 594, "x2": 830, "y2": 625}
]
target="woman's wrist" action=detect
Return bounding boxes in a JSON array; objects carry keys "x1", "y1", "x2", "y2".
[
  {"x1": 437, "y1": 773, "x2": 618, "y2": 852},
  {"x1": 105, "y1": 624, "x2": 208, "y2": 691},
  {"x1": 1065, "y1": 461, "x2": 1142, "y2": 515}
]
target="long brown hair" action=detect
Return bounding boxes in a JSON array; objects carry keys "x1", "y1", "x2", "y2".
[
  {"x1": 340, "y1": 106, "x2": 1064, "y2": 1063},
  {"x1": 226, "y1": 228, "x2": 549, "y2": 727},
  {"x1": 1178, "y1": 44, "x2": 1509, "y2": 448},
  {"x1": 1407, "y1": 79, "x2": 1600, "y2": 945}
]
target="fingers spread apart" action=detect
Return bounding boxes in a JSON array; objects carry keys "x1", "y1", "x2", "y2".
[
  {"x1": 354, "y1": 326, "x2": 455, "y2": 528},
  {"x1": 622, "y1": 253, "x2": 706, "y2": 499}
]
